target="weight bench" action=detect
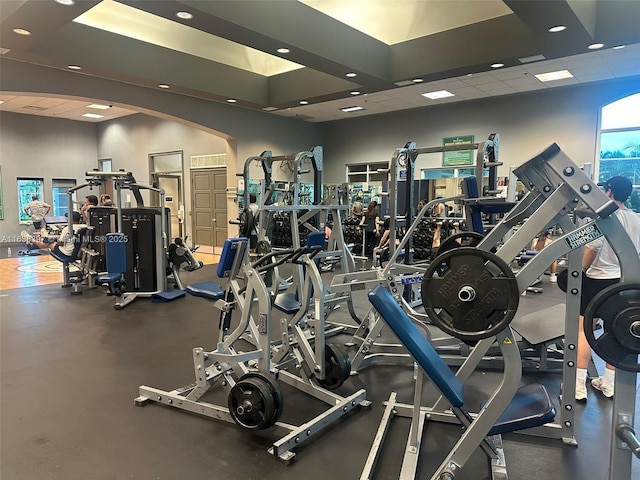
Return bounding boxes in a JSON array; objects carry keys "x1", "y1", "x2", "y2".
[
  {"x1": 186, "y1": 237, "x2": 248, "y2": 335},
  {"x1": 462, "y1": 176, "x2": 515, "y2": 235},
  {"x1": 363, "y1": 285, "x2": 556, "y2": 480},
  {"x1": 49, "y1": 226, "x2": 99, "y2": 295},
  {"x1": 97, "y1": 233, "x2": 128, "y2": 308}
]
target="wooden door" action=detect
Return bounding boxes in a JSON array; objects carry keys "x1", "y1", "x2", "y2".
[{"x1": 191, "y1": 168, "x2": 227, "y2": 249}]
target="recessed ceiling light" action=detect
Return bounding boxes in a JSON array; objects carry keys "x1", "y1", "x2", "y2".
[
  {"x1": 299, "y1": 100, "x2": 309, "y2": 105},
  {"x1": 277, "y1": 48, "x2": 290, "y2": 54},
  {"x1": 613, "y1": 45, "x2": 626, "y2": 50},
  {"x1": 55, "y1": 0, "x2": 75, "y2": 5},
  {"x1": 534, "y1": 70, "x2": 574, "y2": 82},
  {"x1": 176, "y1": 11, "x2": 193, "y2": 20},
  {"x1": 68, "y1": 65, "x2": 82, "y2": 70},
  {"x1": 341, "y1": 106, "x2": 364, "y2": 112},
  {"x1": 548, "y1": 25, "x2": 566, "y2": 33},
  {"x1": 82, "y1": 113, "x2": 104, "y2": 119},
  {"x1": 350, "y1": 91, "x2": 361, "y2": 95},
  {"x1": 421, "y1": 90, "x2": 455, "y2": 100},
  {"x1": 13, "y1": 28, "x2": 31, "y2": 36},
  {"x1": 491, "y1": 63, "x2": 504, "y2": 68},
  {"x1": 87, "y1": 103, "x2": 111, "y2": 110},
  {"x1": 346, "y1": 72, "x2": 357, "y2": 78},
  {"x1": 412, "y1": 78, "x2": 424, "y2": 83},
  {"x1": 158, "y1": 84, "x2": 170, "y2": 89},
  {"x1": 227, "y1": 99, "x2": 237, "y2": 103},
  {"x1": 588, "y1": 43, "x2": 604, "y2": 50},
  {"x1": 0, "y1": 101, "x2": 4, "y2": 105},
  {"x1": 466, "y1": 73, "x2": 473, "y2": 77}
]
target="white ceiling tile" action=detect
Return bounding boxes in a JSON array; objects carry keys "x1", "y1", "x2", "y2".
[
  {"x1": 491, "y1": 67, "x2": 530, "y2": 81},
  {"x1": 523, "y1": 63, "x2": 567, "y2": 75},
  {"x1": 575, "y1": 72, "x2": 616, "y2": 82},
  {"x1": 461, "y1": 74, "x2": 499, "y2": 86}
]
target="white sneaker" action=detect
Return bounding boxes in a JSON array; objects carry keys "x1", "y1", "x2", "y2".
[
  {"x1": 575, "y1": 381, "x2": 587, "y2": 402},
  {"x1": 549, "y1": 273, "x2": 557, "y2": 283},
  {"x1": 591, "y1": 377, "x2": 614, "y2": 398}
]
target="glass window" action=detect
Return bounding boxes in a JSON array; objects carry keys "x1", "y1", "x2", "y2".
[
  {"x1": 18, "y1": 178, "x2": 44, "y2": 223},
  {"x1": 52, "y1": 179, "x2": 77, "y2": 216},
  {"x1": 598, "y1": 92, "x2": 640, "y2": 212}
]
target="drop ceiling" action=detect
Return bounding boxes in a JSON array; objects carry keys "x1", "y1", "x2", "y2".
[{"x1": 1, "y1": 0, "x2": 639, "y2": 124}]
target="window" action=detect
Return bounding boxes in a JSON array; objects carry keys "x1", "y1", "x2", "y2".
[
  {"x1": 52, "y1": 179, "x2": 77, "y2": 216},
  {"x1": 18, "y1": 178, "x2": 44, "y2": 223},
  {"x1": 598, "y1": 92, "x2": 640, "y2": 212}
]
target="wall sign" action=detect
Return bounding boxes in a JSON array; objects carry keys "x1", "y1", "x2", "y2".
[{"x1": 442, "y1": 135, "x2": 474, "y2": 166}]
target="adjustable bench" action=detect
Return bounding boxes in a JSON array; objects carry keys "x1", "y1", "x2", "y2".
[{"x1": 363, "y1": 285, "x2": 556, "y2": 480}]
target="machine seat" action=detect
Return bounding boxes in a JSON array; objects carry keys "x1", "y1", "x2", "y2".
[
  {"x1": 274, "y1": 292, "x2": 301, "y2": 314},
  {"x1": 186, "y1": 281, "x2": 225, "y2": 301}
]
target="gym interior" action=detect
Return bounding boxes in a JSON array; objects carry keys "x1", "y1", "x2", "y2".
[{"x1": 1, "y1": 2, "x2": 640, "y2": 480}]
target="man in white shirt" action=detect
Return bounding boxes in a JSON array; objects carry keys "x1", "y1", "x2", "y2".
[
  {"x1": 23, "y1": 194, "x2": 51, "y2": 234},
  {"x1": 21, "y1": 211, "x2": 85, "y2": 261}
]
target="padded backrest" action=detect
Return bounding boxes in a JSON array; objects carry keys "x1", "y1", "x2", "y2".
[
  {"x1": 69, "y1": 227, "x2": 89, "y2": 260},
  {"x1": 306, "y1": 231, "x2": 326, "y2": 250},
  {"x1": 105, "y1": 233, "x2": 127, "y2": 274},
  {"x1": 368, "y1": 285, "x2": 464, "y2": 407},
  {"x1": 217, "y1": 237, "x2": 248, "y2": 279},
  {"x1": 462, "y1": 176, "x2": 484, "y2": 235}
]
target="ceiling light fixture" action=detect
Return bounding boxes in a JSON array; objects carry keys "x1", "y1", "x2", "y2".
[
  {"x1": 87, "y1": 103, "x2": 111, "y2": 110},
  {"x1": 491, "y1": 63, "x2": 504, "y2": 68},
  {"x1": 55, "y1": 0, "x2": 75, "y2": 5},
  {"x1": 421, "y1": 90, "x2": 455, "y2": 100},
  {"x1": 299, "y1": 100, "x2": 309, "y2": 105},
  {"x1": 341, "y1": 106, "x2": 364, "y2": 112},
  {"x1": 158, "y1": 84, "x2": 170, "y2": 89},
  {"x1": 588, "y1": 43, "x2": 604, "y2": 50},
  {"x1": 345, "y1": 72, "x2": 357, "y2": 78},
  {"x1": 0, "y1": 101, "x2": 4, "y2": 105},
  {"x1": 13, "y1": 28, "x2": 31, "y2": 36},
  {"x1": 350, "y1": 91, "x2": 361, "y2": 95},
  {"x1": 68, "y1": 65, "x2": 82, "y2": 70},
  {"x1": 227, "y1": 99, "x2": 237, "y2": 103},
  {"x1": 176, "y1": 11, "x2": 193, "y2": 20},
  {"x1": 534, "y1": 70, "x2": 574, "y2": 82},
  {"x1": 82, "y1": 113, "x2": 104, "y2": 119},
  {"x1": 613, "y1": 45, "x2": 626, "y2": 50},
  {"x1": 412, "y1": 78, "x2": 424, "y2": 83},
  {"x1": 277, "y1": 48, "x2": 290, "y2": 54},
  {"x1": 548, "y1": 25, "x2": 566, "y2": 33}
]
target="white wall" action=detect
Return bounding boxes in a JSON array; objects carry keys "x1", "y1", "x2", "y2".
[
  {"x1": 323, "y1": 77, "x2": 640, "y2": 183},
  {"x1": 0, "y1": 112, "x2": 98, "y2": 242}
]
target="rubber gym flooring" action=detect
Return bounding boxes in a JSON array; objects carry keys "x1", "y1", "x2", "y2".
[{"x1": 1, "y1": 257, "x2": 639, "y2": 480}]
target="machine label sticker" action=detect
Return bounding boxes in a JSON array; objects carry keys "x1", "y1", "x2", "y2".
[
  {"x1": 565, "y1": 223, "x2": 603, "y2": 249},
  {"x1": 400, "y1": 275, "x2": 423, "y2": 285}
]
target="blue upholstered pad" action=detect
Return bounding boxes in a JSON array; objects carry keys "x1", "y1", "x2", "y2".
[
  {"x1": 186, "y1": 281, "x2": 225, "y2": 301},
  {"x1": 50, "y1": 249, "x2": 73, "y2": 264},
  {"x1": 306, "y1": 231, "x2": 325, "y2": 249},
  {"x1": 274, "y1": 292, "x2": 301, "y2": 314},
  {"x1": 152, "y1": 289, "x2": 187, "y2": 302},
  {"x1": 487, "y1": 383, "x2": 556, "y2": 435},
  {"x1": 97, "y1": 272, "x2": 123, "y2": 283},
  {"x1": 105, "y1": 233, "x2": 127, "y2": 274},
  {"x1": 368, "y1": 285, "x2": 464, "y2": 407},
  {"x1": 217, "y1": 238, "x2": 247, "y2": 279}
]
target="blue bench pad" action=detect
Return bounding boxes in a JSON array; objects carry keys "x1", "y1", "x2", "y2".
[
  {"x1": 274, "y1": 293, "x2": 301, "y2": 314},
  {"x1": 98, "y1": 272, "x2": 123, "y2": 283},
  {"x1": 487, "y1": 383, "x2": 556, "y2": 435},
  {"x1": 186, "y1": 281, "x2": 225, "y2": 301}
]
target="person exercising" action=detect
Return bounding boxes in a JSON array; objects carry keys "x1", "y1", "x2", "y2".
[
  {"x1": 23, "y1": 194, "x2": 51, "y2": 236},
  {"x1": 21, "y1": 211, "x2": 85, "y2": 261},
  {"x1": 575, "y1": 176, "x2": 640, "y2": 401}
]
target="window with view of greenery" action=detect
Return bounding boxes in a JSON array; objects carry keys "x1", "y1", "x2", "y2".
[
  {"x1": 18, "y1": 178, "x2": 44, "y2": 223},
  {"x1": 599, "y1": 92, "x2": 640, "y2": 212}
]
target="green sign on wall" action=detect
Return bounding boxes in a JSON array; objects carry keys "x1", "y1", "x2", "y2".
[{"x1": 442, "y1": 135, "x2": 474, "y2": 166}]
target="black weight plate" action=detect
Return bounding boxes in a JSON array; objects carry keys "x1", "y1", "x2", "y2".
[
  {"x1": 583, "y1": 283, "x2": 640, "y2": 372},
  {"x1": 317, "y1": 343, "x2": 351, "y2": 390},
  {"x1": 422, "y1": 247, "x2": 519, "y2": 341},
  {"x1": 239, "y1": 373, "x2": 283, "y2": 427},
  {"x1": 228, "y1": 376, "x2": 276, "y2": 430},
  {"x1": 436, "y1": 232, "x2": 484, "y2": 258}
]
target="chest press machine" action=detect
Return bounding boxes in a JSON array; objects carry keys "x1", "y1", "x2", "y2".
[
  {"x1": 362, "y1": 144, "x2": 640, "y2": 480},
  {"x1": 136, "y1": 234, "x2": 369, "y2": 465}
]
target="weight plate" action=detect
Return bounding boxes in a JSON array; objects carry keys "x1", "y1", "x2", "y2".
[
  {"x1": 317, "y1": 343, "x2": 351, "y2": 390},
  {"x1": 422, "y1": 247, "x2": 519, "y2": 341},
  {"x1": 256, "y1": 239, "x2": 272, "y2": 255},
  {"x1": 238, "y1": 208, "x2": 255, "y2": 239},
  {"x1": 239, "y1": 373, "x2": 283, "y2": 427},
  {"x1": 436, "y1": 232, "x2": 484, "y2": 258},
  {"x1": 228, "y1": 376, "x2": 277, "y2": 430},
  {"x1": 583, "y1": 283, "x2": 640, "y2": 372}
]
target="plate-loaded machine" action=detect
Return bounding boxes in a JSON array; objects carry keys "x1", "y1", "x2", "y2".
[
  {"x1": 136, "y1": 236, "x2": 368, "y2": 464},
  {"x1": 85, "y1": 170, "x2": 188, "y2": 308},
  {"x1": 361, "y1": 144, "x2": 640, "y2": 479},
  {"x1": 336, "y1": 134, "x2": 502, "y2": 372}
]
